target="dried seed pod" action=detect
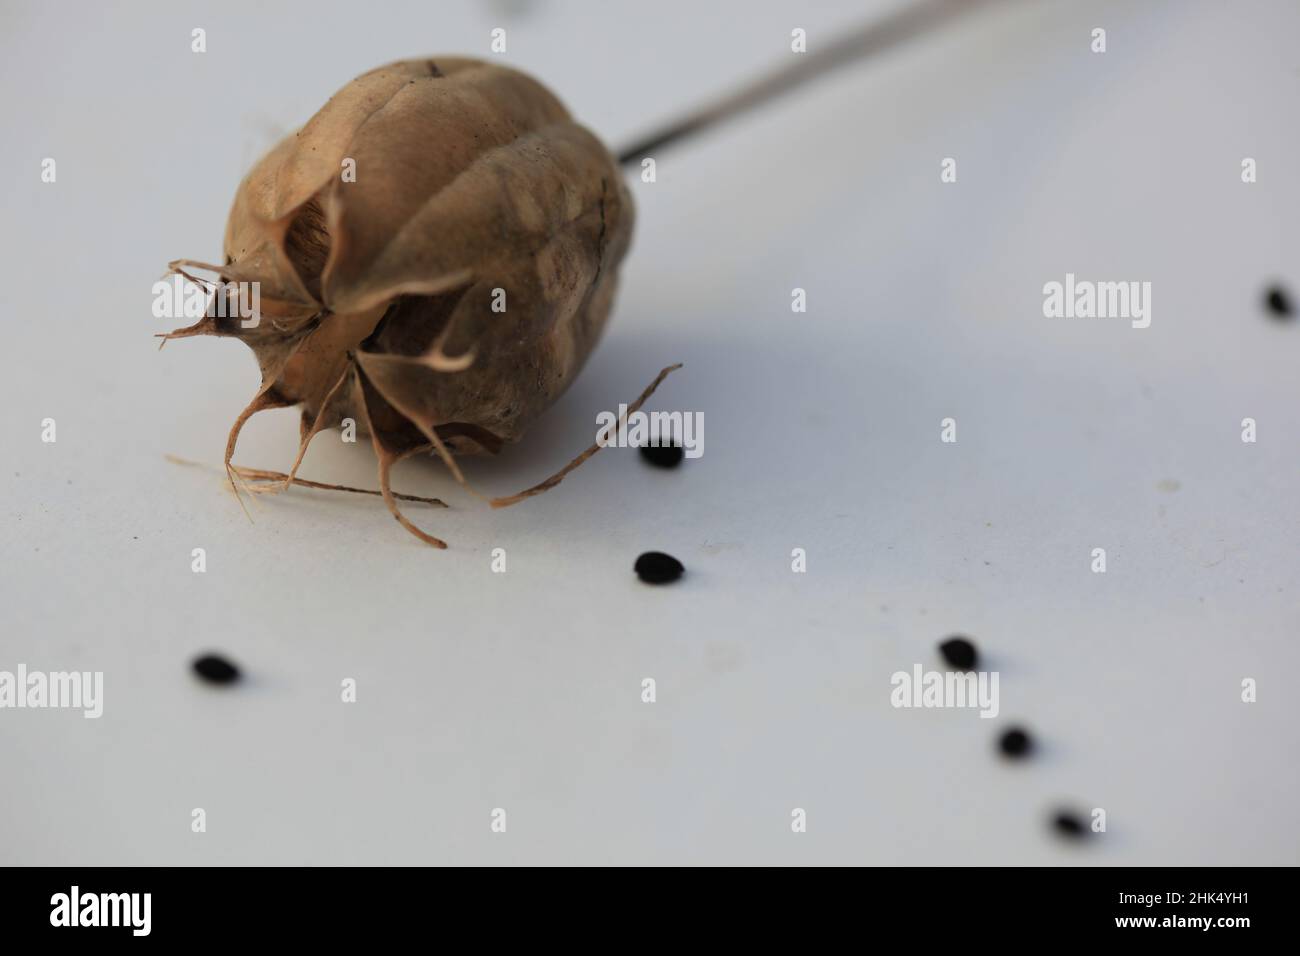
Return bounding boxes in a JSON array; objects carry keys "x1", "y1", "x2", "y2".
[{"x1": 162, "y1": 57, "x2": 677, "y2": 547}]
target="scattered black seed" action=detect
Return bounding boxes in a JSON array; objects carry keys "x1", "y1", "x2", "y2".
[
  {"x1": 998, "y1": 726, "x2": 1033, "y2": 758},
  {"x1": 1264, "y1": 285, "x2": 1293, "y2": 320},
  {"x1": 639, "y1": 442, "x2": 684, "y2": 468},
  {"x1": 1052, "y1": 810, "x2": 1088, "y2": 839},
  {"x1": 635, "y1": 551, "x2": 684, "y2": 584},
  {"x1": 192, "y1": 654, "x2": 240, "y2": 685},
  {"x1": 938, "y1": 635, "x2": 978, "y2": 670}
]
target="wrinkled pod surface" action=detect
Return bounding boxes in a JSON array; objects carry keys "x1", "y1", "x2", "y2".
[{"x1": 164, "y1": 57, "x2": 655, "y2": 547}]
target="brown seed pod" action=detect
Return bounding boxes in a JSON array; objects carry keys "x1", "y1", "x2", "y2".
[{"x1": 161, "y1": 57, "x2": 677, "y2": 547}]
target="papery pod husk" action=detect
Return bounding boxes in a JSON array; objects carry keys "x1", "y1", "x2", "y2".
[{"x1": 165, "y1": 57, "x2": 675, "y2": 547}]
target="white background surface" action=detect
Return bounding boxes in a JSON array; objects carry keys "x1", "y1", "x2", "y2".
[{"x1": 2, "y1": 0, "x2": 1298, "y2": 865}]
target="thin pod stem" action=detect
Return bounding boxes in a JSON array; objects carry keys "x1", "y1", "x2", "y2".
[{"x1": 617, "y1": 0, "x2": 1007, "y2": 166}]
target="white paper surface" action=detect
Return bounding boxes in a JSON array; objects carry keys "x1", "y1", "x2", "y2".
[{"x1": 1, "y1": 0, "x2": 1297, "y2": 865}]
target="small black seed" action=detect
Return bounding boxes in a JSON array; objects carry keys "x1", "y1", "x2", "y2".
[
  {"x1": 635, "y1": 551, "x2": 684, "y2": 584},
  {"x1": 938, "y1": 635, "x2": 978, "y2": 670},
  {"x1": 998, "y1": 726, "x2": 1033, "y2": 758},
  {"x1": 640, "y1": 443, "x2": 684, "y2": 468},
  {"x1": 192, "y1": 654, "x2": 240, "y2": 685},
  {"x1": 1052, "y1": 810, "x2": 1088, "y2": 839},
  {"x1": 1264, "y1": 285, "x2": 1293, "y2": 319}
]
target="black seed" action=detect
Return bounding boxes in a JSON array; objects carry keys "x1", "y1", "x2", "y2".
[
  {"x1": 640, "y1": 443, "x2": 684, "y2": 468},
  {"x1": 998, "y1": 726, "x2": 1033, "y2": 758},
  {"x1": 192, "y1": 654, "x2": 240, "y2": 684},
  {"x1": 938, "y1": 635, "x2": 978, "y2": 670},
  {"x1": 635, "y1": 551, "x2": 684, "y2": 584},
  {"x1": 1264, "y1": 285, "x2": 1293, "y2": 319},
  {"x1": 1052, "y1": 810, "x2": 1088, "y2": 838}
]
